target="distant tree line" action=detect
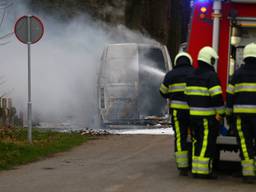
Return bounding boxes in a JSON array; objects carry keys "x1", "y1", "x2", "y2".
[{"x1": 29, "y1": 0, "x2": 191, "y2": 59}]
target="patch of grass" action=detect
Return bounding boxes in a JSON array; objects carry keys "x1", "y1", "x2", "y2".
[{"x1": 0, "y1": 128, "x2": 92, "y2": 170}]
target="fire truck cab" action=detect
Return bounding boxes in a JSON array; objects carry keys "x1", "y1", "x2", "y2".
[{"x1": 187, "y1": 0, "x2": 256, "y2": 160}]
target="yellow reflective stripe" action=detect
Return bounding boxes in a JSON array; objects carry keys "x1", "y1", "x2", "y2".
[
  {"x1": 190, "y1": 110, "x2": 215, "y2": 116},
  {"x1": 160, "y1": 83, "x2": 169, "y2": 94},
  {"x1": 234, "y1": 105, "x2": 256, "y2": 113},
  {"x1": 171, "y1": 83, "x2": 186, "y2": 87},
  {"x1": 215, "y1": 106, "x2": 225, "y2": 115},
  {"x1": 176, "y1": 151, "x2": 188, "y2": 158},
  {"x1": 235, "y1": 83, "x2": 256, "y2": 86},
  {"x1": 241, "y1": 160, "x2": 255, "y2": 176},
  {"x1": 192, "y1": 156, "x2": 198, "y2": 174},
  {"x1": 209, "y1": 85, "x2": 222, "y2": 96},
  {"x1": 185, "y1": 86, "x2": 210, "y2": 96},
  {"x1": 200, "y1": 118, "x2": 209, "y2": 158},
  {"x1": 226, "y1": 108, "x2": 233, "y2": 115},
  {"x1": 170, "y1": 104, "x2": 189, "y2": 109},
  {"x1": 234, "y1": 108, "x2": 256, "y2": 113},
  {"x1": 196, "y1": 169, "x2": 210, "y2": 174},
  {"x1": 235, "y1": 83, "x2": 256, "y2": 93},
  {"x1": 235, "y1": 88, "x2": 256, "y2": 93},
  {"x1": 186, "y1": 86, "x2": 208, "y2": 91},
  {"x1": 173, "y1": 110, "x2": 182, "y2": 152},
  {"x1": 192, "y1": 156, "x2": 210, "y2": 174},
  {"x1": 175, "y1": 151, "x2": 189, "y2": 168},
  {"x1": 169, "y1": 83, "x2": 186, "y2": 93},
  {"x1": 192, "y1": 138, "x2": 196, "y2": 158},
  {"x1": 190, "y1": 111, "x2": 215, "y2": 116},
  {"x1": 192, "y1": 138, "x2": 197, "y2": 173},
  {"x1": 169, "y1": 101, "x2": 189, "y2": 110},
  {"x1": 227, "y1": 84, "x2": 234, "y2": 94},
  {"x1": 236, "y1": 117, "x2": 249, "y2": 160}
]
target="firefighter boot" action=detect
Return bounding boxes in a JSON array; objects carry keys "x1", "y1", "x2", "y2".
[
  {"x1": 193, "y1": 172, "x2": 218, "y2": 180},
  {"x1": 179, "y1": 168, "x2": 189, "y2": 176},
  {"x1": 242, "y1": 176, "x2": 256, "y2": 184}
]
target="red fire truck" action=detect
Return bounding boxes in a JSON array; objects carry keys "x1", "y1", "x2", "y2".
[
  {"x1": 188, "y1": 0, "x2": 256, "y2": 91},
  {"x1": 187, "y1": 0, "x2": 256, "y2": 163}
]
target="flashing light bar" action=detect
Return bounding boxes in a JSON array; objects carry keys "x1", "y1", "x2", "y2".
[
  {"x1": 195, "y1": 0, "x2": 210, "y2": 3},
  {"x1": 197, "y1": 0, "x2": 210, "y2": 3},
  {"x1": 200, "y1": 6, "x2": 207, "y2": 13}
]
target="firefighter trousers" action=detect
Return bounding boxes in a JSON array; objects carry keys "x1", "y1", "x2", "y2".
[
  {"x1": 171, "y1": 109, "x2": 190, "y2": 169},
  {"x1": 190, "y1": 116, "x2": 219, "y2": 175},
  {"x1": 235, "y1": 115, "x2": 256, "y2": 177}
]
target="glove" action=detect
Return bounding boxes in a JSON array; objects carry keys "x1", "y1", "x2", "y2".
[{"x1": 215, "y1": 114, "x2": 223, "y2": 122}]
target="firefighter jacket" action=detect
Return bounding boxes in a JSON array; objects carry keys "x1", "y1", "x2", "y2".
[
  {"x1": 160, "y1": 63, "x2": 194, "y2": 110},
  {"x1": 185, "y1": 61, "x2": 225, "y2": 116},
  {"x1": 226, "y1": 58, "x2": 256, "y2": 115}
]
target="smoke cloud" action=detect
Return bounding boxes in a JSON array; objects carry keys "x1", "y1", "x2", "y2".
[{"x1": 0, "y1": 0, "x2": 158, "y2": 129}]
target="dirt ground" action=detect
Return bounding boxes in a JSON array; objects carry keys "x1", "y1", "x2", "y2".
[{"x1": 0, "y1": 135, "x2": 255, "y2": 192}]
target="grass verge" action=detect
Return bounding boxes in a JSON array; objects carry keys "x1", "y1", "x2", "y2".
[{"x1": 0, "y1": 128, "x2": 92, "y2": 170}]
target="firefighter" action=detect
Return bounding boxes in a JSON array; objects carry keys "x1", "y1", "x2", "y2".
[
  {"x1": 160, "y1": 52, "x2": 194, "y2": 176},
  {"x1": 226, "y1": 43, "x2": 256, "y2": 183},
  {"x1": 185, "y1": 46, "x2": 225, "y2": 179}
]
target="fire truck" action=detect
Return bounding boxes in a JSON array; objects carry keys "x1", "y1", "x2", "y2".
[{"x1": 187, "y1": 0, "x2": 256, "y2": 164}]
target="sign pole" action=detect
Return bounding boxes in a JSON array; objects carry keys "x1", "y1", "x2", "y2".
[
  {"x1": 27, "y1": 15, "x2": 32, "y2": 143},
  {"x1": 14, "y1": 15, "x2": 44, "y2": 144}
]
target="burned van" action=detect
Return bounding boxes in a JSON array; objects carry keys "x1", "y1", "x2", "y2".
[{"x1": 97, "y1": 43, "x2": 172, "y2": 128}]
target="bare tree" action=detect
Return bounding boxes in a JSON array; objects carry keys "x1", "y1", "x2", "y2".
[{"x1": 0, "y1": 0, "x2": 13, "y2": 45}]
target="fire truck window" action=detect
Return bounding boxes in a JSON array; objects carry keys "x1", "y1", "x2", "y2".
[{"x1": 229, "y1": 27, "x2": 256, "y2": 79}]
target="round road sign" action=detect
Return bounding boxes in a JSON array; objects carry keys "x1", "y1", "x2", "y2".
[{"x1": 14, "y1": 15, "x2": 44, "y2": 44}]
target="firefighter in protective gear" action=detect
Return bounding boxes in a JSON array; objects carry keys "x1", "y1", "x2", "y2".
[
  {"x1": 185, "y1": 46, "x2": 225, "y2": 179},
  {"x1": 160, "y1": 52, "x2": 194, "y2": 176},
  {"x1": 226, "y1": 42, "x2": 256, "y2": 183}
]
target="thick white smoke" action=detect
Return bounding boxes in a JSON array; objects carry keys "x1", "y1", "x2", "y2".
[{"x1": 0, "y1": 0, "x2": 158, "y2": 129}]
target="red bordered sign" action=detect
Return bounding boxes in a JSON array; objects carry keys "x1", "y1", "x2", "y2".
[{"x1": 14, "y1": 15, "x2": 44, "y2": 44}]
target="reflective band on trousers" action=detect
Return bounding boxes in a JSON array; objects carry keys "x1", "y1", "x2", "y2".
[
  {"x1": 173, "y1": 110, "x2": 182, "y2": 152},
  {"x1": 227, "y1": 84, "x2": 234, "y2": 94},
  {"x1": 192, "y1": 156, "x2": 210, "y2": 174},
  {"x1": 234, "y1": 105, "x2": 256, "y2": 113},
  {"x1": 192, "y1": 119, "x2": 210, "y2": 175},
  {"x1": 209, "y1": 85, "x2": 222, "y2": 96},
  {"x1": 236, "y1": 117, "x2": 255, "y2": 176},
  {"x1": 200, "y1": 118, "x2": 209, "y2": 158},
  {"x1": 236, "y1": 117, "x2": 249, "y2": 160},
  {"x1": 169, "y1": 83, "x2": 186, "y2": 93},
  {"x1": 185, "y1": 86, "x2": 209, "y2": 96},
  {"x1": 175, "y1": 151, "x2": 189, "y2": 168},
  {"x1": 169, "y1": 100, "x2": 189, "y2": 110},
  {"x1": 190, "y1": 107, "x2": 215, "y2": 116},
  {"x1": 235, "y1": 83, "x2": 256, "y2": 93},
  {"x1": 160, "y1": 83, "x2": 169, "y2": 94},
  {"x1": 241, "y1": 160, "x2": 255, "y2": 176}
]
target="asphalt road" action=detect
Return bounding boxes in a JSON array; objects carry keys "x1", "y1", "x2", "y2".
[{"x1": 0, "y1": 135, "x2": 255, "y2": 192}]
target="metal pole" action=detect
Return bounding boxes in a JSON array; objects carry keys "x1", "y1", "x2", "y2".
[
  {"x1": 27, "y1": 16, "x2": 32, "y2": 143},
  {"x1": 212, "y1": 0, "x2": 222, "y2": 70}
]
